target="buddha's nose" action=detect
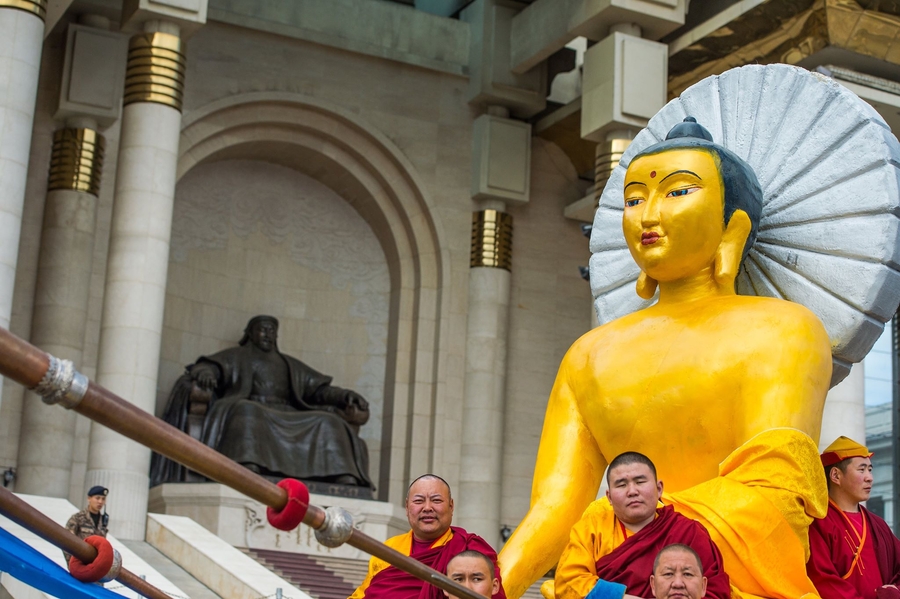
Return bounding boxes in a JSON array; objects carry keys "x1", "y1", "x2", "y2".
[{"x1": 641, "y1": 196, "x2": 661, "y2": 227}]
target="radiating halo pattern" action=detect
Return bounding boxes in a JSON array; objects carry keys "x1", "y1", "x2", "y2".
[{"x1": 590, "y1": 64, "x2": 900, "y2": 386}]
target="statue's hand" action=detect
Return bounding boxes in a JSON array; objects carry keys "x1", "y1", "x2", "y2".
[
  {"x1": 192, "y1": 367, "x2": 218, "y2": 390},
  {"x1": 347, "y1": 393, "x2": 369, "y2": 412}
]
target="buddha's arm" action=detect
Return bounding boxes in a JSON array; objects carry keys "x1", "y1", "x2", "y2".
[
  {"x1": 739, "y1": 309, "x2": 832, "y2": 442},
  {"x1": 498, "y1": 355, "x2": 606, "y2": 599}
]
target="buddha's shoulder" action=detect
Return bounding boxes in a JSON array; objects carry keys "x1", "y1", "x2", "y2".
[{"x1": 717, "y1": 295, "x2": 826, "y2": 329}]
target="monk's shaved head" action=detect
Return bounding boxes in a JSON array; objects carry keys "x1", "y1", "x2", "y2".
[
  {"x1": 653, "y1": 543, "x2": 702, "y2": 573},
  {"x1": 407, "y1": 474, "x2": 452, "y2": 500},
  {"x1": 607, "y1": 452, "x2": 657, "y2": 485}
]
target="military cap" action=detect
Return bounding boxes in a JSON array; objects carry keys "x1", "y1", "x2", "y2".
[{"x1": 87, "y1": 486, "x2": 108, "y2": 497}]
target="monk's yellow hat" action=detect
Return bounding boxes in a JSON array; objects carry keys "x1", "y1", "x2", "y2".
[{"x1": 821, "y1": 436, "x2": 873, "y2": 467}]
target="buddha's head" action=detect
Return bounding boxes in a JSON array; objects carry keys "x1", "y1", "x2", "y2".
[{"x1": 622, "y1": 117, "x2": 763, "y2": 299}]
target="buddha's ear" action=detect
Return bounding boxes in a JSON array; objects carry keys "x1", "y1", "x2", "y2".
[
  {"x1": 636, "y1": 271, "x2": 658, "y2": 299},
  {"x1": 714, "y1": 209, "x2": 752, "y2": 292}
]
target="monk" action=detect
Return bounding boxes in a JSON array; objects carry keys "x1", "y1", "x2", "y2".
[
  {"x1": 445, "y1": 550, "x2": 501, "y2": 599},
  {"x1": 807, "y1": 436, "x2": 900, "y2": 599},
  {"x1": 349, "y1": 474, "x2": 506, "y2": 599},
  {"x1": 498, "y1": 118, "x2": 831, "y2": 599},
  {"x1": 651, "y1": 545, "x2": 710, "y2": 599},
  {"x1": 551, "y1": 453, "x2": 729, "y2": 599}
]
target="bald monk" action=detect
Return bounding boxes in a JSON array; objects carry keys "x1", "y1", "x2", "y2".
[
  {"x1": 807, "y1": 436, "x2": 900, "y2": 599},
  {"x1": 552, "y1": 452, "x2": 729, "y2": 599},
  {"x1": 349, "y1": 474, "x2": 506, "y2": 599},
  {"x1": 499, "y1": 118, "x2": 831, "y2": 599}
]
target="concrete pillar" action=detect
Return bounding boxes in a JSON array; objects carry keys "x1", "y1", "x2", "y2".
[
  {"x1": 85, "y1": 20, "x2": 184, "y2": 540},
  {"x1": 0, "y1": 0, "x2": 47, "y2": 413},
  {"x1": 820, "y1": 363, "x2": 866, "y2": 450},
  {"x1": 16, "y1": 126, "x2": 104, "y2": 497},
  {"x1": 458, "y1": 204, "x2": 512, "y2": 548}
]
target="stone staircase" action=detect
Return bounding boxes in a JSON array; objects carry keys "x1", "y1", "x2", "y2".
[{"x1": 242, "y1": 548, "x2": 549, "y2": 599}]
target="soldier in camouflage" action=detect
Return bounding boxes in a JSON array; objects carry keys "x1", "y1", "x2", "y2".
[{"x1": 64, "y1": 486, "x2": 108, "y2": 559}]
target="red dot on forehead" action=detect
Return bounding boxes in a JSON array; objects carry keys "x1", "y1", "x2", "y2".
[{"x1": 650, "y1": 170, "x2": 657, "y2": 178}]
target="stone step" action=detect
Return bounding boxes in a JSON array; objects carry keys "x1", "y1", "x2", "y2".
[{"x1": 241, "y1": 547, "x2": 550, "y2": 599}]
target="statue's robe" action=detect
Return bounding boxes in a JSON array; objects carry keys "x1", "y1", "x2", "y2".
[
  {"x1": 663, "y1": 428, "x2": 829, "y2": 599},
  {"x1": 151, "y1": 344, "x2": 371, "y2": 487},
  {"x1": 349, "y1": 527, "x2": 506, "y2": 599},
  {"x1": 807, "y1": 502, "x2": 900, "y2": 599},
  {"x1": 554, "y1": 504, "x2": 730, "y2": 599}
]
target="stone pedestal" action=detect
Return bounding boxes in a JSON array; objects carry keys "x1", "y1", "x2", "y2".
[{"x1": 148, "y1": 483, "x2": 407, "y2": 560}]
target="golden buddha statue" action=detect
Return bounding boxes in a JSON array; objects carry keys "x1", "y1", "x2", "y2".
[{"x1": 498, "y1": 117, "x2": 833, "y2": 599}]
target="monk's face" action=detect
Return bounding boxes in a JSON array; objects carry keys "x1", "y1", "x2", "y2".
[
  {"x1": 444, "y1": 555, "x2": 499, "y2": 599},
  {"x1": 623, "y1": 149, "x2": 725, "y2": 282},
  {"x1": 250, "y1": 320, "x2": 277, "y2": 352},
  {"x1": 832, "y1": 456, "x2": 873, "y2": 504},
  {"x1": 650, "y1": 548, "x2": 707, "y2": 599},
  {"x1": 406, "y1": 477, "x2": 454, "y2": 541},
  {"x1": 606, "y1": 463, "x2": 662, "y2": 529}
]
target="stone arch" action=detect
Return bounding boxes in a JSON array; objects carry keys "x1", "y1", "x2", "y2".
[{"x1": 176, "y1": 92, "x2": 450, "y2": 501}]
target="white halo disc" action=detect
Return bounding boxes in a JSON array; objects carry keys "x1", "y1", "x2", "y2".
[{"x1": 590, "y1": 64, "x2": 900, "y2": 386}]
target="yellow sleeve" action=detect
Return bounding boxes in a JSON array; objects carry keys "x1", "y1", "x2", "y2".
[
  {"x1": 347, "y1": 532, "x2": 411, "y2": 599},
  {"x1": 554, "y1": 511, "x2": 603, "y2": 599}
]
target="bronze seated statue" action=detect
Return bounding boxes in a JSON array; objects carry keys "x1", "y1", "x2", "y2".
[{"x1": 150, "y1": 315, "x2": 373, "y2": 491}]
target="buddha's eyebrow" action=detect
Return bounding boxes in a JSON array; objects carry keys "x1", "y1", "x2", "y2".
[
  {"x1": 624, "y1": 181, "x2": 647, "y2": 190},
  {"x1": 660, "y1": 169, "x2": 701, "y2": 183}
]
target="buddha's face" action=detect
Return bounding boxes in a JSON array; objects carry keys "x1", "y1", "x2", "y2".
[{"x1": 623, "y1": 149, "x2": 725, "y2": 282}]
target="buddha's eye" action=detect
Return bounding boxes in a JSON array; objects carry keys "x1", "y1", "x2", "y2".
[
  {"x1": 625, "y1": 198, "x2": 643, "y2": 207},
  {"x1": 666, "y1": 186, "x2": 699, "y2": 198}
]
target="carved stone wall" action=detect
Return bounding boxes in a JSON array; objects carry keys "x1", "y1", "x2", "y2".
[{"x1": 159, "y1": 158, "x2": 390, "y2": 486}]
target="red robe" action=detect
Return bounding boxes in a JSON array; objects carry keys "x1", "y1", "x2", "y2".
[
  {"x1": 351, "y1": 526, "x2": 506, "y2": 599},
  {"x1": 808, "y1": 503, "x2": 900, "y2": 599},
  {"x1": 594, "y1": 505, "x2": 731, "y2": 599}
]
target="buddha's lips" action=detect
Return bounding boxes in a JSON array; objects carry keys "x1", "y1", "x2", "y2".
[{"x1": 641, "y1": 232, "x2": 660, "y2": 245}]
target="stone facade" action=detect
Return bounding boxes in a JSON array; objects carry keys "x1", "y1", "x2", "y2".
[{"x1": 0, "y1": 0, "x2": 887, "y2": 551}]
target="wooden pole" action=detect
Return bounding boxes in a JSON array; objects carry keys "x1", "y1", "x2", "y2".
[
  {"x1": 0, "y1": 327, "x2": 488, "y2": 599},
  {"x1": 0, "y1": 486, "x2": 172, "y2": 599}
]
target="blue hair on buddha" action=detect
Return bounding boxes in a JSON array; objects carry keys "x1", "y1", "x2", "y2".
[{"x1": 632, "y1": 117, "x2": 763, "y2": 265}]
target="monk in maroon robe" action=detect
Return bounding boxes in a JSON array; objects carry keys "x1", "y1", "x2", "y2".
[
  {"x1": 349, "y1": 475, "x2": 506, "y2": 599},
  {"x1": 808, "y1": 437, "x2": 900, "y2": 599},
  {"x1": 552, "y1": 452, "x2": 729, "y2": 599}
]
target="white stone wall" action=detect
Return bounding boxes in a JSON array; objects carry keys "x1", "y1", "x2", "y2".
[
  {"x1": 0, "y1": 18, "x2": 595, "y2": 534},
  {"x1": 160, "y1": 159, "x2": 390, "y2": 485}
]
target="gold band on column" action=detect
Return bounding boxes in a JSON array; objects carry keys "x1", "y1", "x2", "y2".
[
  {"x1": 0, "y1": 0, "x2": 46, "y2": 19},
  {"x1": 48, "y1": 128, "x2": 105, "y2": 197},
  {"x1": 594, "y1": 138, "x2": 631, "y2": 201},
  {"x1": 471, "y1": 209, "x2": 513, "y2": 270},
  {"x1": 123, "y1": 32, "x2": 186, "y2": 111}
]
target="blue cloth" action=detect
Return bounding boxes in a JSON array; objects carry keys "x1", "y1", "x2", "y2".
[
  {"x1": 0, "y1": 526, "x2": 123, "y2": 598},
  {"x1": 586, "y1": 578, "x2": 627, "y2": 599}
]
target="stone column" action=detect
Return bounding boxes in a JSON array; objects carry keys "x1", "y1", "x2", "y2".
[
  {"x1": 16, "y1": 126, "x2": 104, "y2": 497},
  {"x1": 85, "y1": 21, "x2": 185, "y2": 540},
  {"x1": 458, "y1": 205, "x2": 512, "y2": 548},
  {"x1": 820, "y1": 363, "x2": 866, "y2": 449},
  {"x1": 0, "y1": 0, "x2": 46, "y2": 413}
]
